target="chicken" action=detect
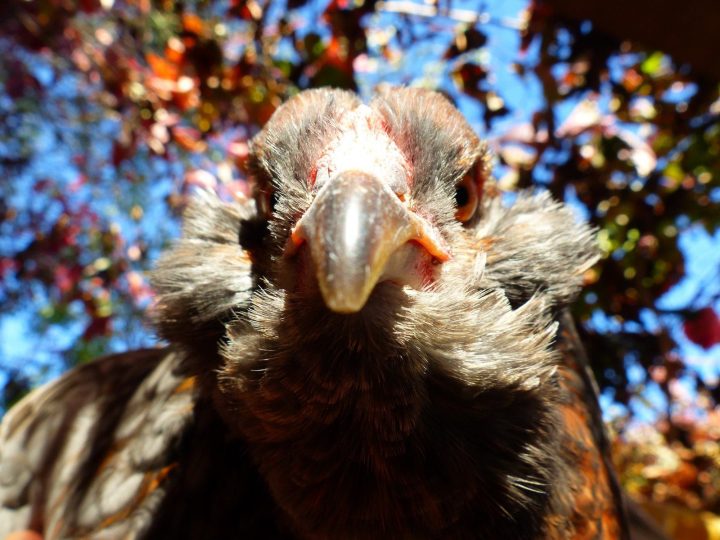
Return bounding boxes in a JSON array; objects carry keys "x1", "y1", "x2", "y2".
[{"x1": 0, "y1": 87, "x2": 630, "y2": 539}]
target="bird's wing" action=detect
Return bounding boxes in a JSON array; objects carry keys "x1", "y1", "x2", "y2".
[
  {"x1": 0, "y1": 348, "x2": 197, "y2": 539},
  {"x1": 0, "y1": 191, "x2": 280, "y2": 540},
  {"x1": 546, "y1": 310, "x2": 629, "y2": 540}
]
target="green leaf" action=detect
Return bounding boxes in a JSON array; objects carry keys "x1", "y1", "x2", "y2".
[{"x1": 640, "y1": 52, "x2": 665, "y2": 76}]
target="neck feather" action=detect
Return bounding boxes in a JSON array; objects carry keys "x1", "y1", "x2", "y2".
[{"x1": 216, "y1": 285, "x2": 564, "y2": 539}]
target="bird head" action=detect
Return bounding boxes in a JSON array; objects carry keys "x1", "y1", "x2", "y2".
[
  {"x1": 150, "y1": 87, "x2": 601, "y2": 538},
  {"x1": 151, "y1": 86, "x2": 598, "y2": 367},
  {"x1": 248, "y1": 87, "x2": 488, "y2": 316}
]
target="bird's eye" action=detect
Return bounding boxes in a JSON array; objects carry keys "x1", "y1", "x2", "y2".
[{"x1": 454, "y1": 172, "x2": 479, "y2": 222}]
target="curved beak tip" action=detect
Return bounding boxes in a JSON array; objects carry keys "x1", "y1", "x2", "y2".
[
  {"x1": 287, "y1": 170, "x2": 447, "y2": 314},
  {"x1": 316, "y1": 265, "x2": 376, "y2": 314},
  {"x1": 323, "y1": 294, "x2": 367, "y2": 315}
]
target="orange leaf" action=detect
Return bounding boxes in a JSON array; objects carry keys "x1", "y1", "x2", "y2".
[
  {"x1": 182, "y1": 13, "x2": 204, "y2": 35},
  {"x1": 173, "y1": 126, "x2": 207, "y2": 152},
  {"x1": 146, "y1": 53, "x2": 180, "y2": 81}
]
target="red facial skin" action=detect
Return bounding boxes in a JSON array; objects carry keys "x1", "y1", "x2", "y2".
[{"x1": 283, "y1": 105, "x2": 451, "y2": 312}]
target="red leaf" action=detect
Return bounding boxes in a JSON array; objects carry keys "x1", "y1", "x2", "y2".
[
  {"x1": 54, "y1": 265, "x2": 75, "y2": 294},
  {"x1": 147, "y1": 53, "x2": 180, "y2": 81},
  {"x1": 683, "y1": 307, "x2": 720, "y2": 349},
  {"x1": 172, "y1": 126, "x2": 206, "y2": 152},
  {"x1": 182, "y1": 13, "x2": 205, "y2": 35},
  {"x1": 83, "y1": 316, "x2": 111, "y2": 340},
  {"x1": 112, "y1": 138, "x2": 136, "y2": 166},
  {"x1": 0, "y1": 258, "x2": 16, "y2": 279},
  {"x1": 79, "y1": 0, "x2": 101, "y2": 13}
]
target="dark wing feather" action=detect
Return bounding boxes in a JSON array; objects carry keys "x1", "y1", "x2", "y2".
[
  {"x1": 141, "y1": 391, "x2": 290, "y2": 540},
  {"x1": 0, "y1": 349, "x2": 194, "y2": 538},
  {"x1": 548, "y1": 310, "x2": 629, "y2": 540},
  {"x1": 0, "y1": 347, "x2": 289, "y2": 540}
]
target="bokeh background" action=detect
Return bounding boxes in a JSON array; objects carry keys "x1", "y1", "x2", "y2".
[{"x1": 1, "y1": 0, "x2": 719, "y2": 537}]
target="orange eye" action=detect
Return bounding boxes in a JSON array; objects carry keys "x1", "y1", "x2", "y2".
[{"x1": 454, "y1": 172, "x2": 479, "y2": 222}]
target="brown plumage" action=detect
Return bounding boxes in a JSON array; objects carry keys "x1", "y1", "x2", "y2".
[{"x1": 1, "y1": 87, "x2": 633, "y2": 539}]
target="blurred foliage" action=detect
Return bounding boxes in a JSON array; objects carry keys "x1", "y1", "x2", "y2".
[
  {"x1": 0, "y1": 0, "x2": 719, "y2": 526},
  {"x1": 614, "y1": 410, "x2": 720, "y2": 514}
]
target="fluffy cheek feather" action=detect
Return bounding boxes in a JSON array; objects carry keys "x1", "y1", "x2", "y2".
[{"x1": 473, "y1": 191, "x2": 599, "y2": 305}]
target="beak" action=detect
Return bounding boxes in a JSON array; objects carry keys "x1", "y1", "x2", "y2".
[{"x1": 285, "y1": 171, "x2": 449, "y2": 314}]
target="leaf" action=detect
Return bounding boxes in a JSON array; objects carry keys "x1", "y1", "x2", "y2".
[
  {"x1": 444, "y1": 27, "x2": 487, "y2": 59},
  {"x1": 146, "y1": 53, "x2": 180, "y2": 81},
  {"x1": 2, "y1": 372, "x2": 32, "y2": 411},
  {"x1": 172, "y1": 126, "x2": 207, "y2": 152},
  {"x1": 184, "y1": 169, "x2": 217, "y2": 190},
  {"x1": 614, "y1": 128, "x2": 657, "y2": 177},
  {"x1": 683, "y1": 307, "x2": 720, "y2": 350},
  {"x1": 640, "y1": 52, "x2": 666, "y2": 77},
  {"x1": 181, "y1": 13, "x2": 204, "y2": 36},
  {"x1": 79, "y1": 0, "x2": 102, "y2": 13},
  {"x1": 555, "y1": 99, "x2": 602, "y2": 137},
  {"x1": 452, "y1": 63, "x2": 487, "y2": 97},
  {"x1": 499, "y1": 145, "x2": 537, "y2": 169}
]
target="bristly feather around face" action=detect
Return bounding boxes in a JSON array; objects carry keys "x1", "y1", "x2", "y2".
[
  {"x1": 149, "y1": 189, "x2": 257, "y2": 361},
  {"x1": 476, "y1": 191, "x2": 600, "y2": 306}
]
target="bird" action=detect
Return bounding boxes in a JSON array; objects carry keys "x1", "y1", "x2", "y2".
[{"x1": 0, "y1": 86, "x2": 633, "y2": 539}]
